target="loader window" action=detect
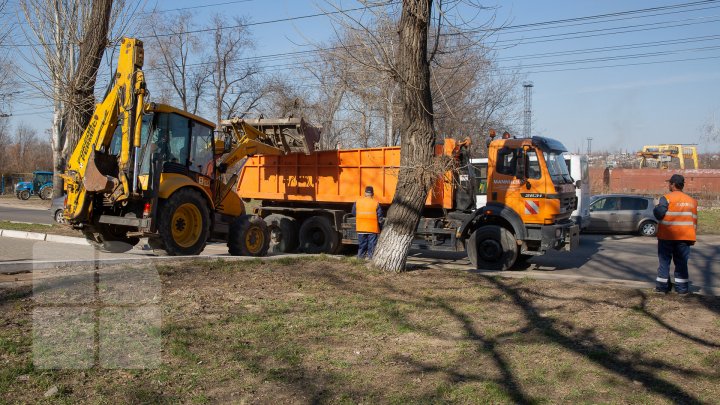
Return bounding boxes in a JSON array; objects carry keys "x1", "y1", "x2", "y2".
[
  {"x1": 190, "y1": 123, "x2": 214, "y2": 176},
  {"x1": 167, "y1": 114, "x2": 191, "y2": 165}
]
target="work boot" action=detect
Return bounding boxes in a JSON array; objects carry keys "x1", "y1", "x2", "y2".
[{"x1": 653, "y1": 287, "x2": 669, "y2": 294}]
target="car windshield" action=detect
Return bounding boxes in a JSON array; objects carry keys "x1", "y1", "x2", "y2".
[{"x1": 544, "y1": 151, "x2": 573, "y2": 184}]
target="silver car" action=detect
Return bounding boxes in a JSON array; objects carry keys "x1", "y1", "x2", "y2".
[{"x1": 587, "y1": 194, "x2": 658, "y2": 236}]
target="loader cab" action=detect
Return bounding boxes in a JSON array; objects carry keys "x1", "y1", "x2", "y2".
[{"x1": 135, "y1": 105, "x2": 217, "y2": 191}]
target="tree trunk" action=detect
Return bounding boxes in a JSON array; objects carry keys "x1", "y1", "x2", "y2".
[
  {"x1": 371, "y1": 0, "x2": 435, "y2": 273},
  {"x1": 63, "y1": 0, "x2": 112, "y2": 150}
]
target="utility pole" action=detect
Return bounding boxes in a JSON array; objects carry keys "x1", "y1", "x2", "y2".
[
  {"x1": 586, "y1": 137, "x2": 593, "y2": 155},
  {"x1": 523, "y1": 81, "x2": 534, "y2": 138}
]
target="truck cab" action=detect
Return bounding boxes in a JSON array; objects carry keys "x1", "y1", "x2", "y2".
[{"x1": 459, "y1": 133, "x2": 580, "y2": 269}]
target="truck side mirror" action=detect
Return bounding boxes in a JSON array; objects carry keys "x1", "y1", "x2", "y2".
[{"x1": 575, "y1": 179, "x2": 582, "y2": 188}]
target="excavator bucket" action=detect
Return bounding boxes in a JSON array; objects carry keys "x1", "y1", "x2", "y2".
[{"x1": 228, "y1": 117, "x2": 321, "y2": 154}]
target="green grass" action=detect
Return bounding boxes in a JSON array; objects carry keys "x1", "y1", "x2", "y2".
[
  {"x1": 698, "y1": 208, "x2": 720, "y2": 235},
  {"x1": 0, "y1": 220, "x2": 80, "y2": 237},
  {"x1": 2, "y1": 259, "x2": 720, "y2": 404}
]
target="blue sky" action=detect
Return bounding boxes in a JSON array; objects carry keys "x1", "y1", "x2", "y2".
[{"x1": 4, "y1": 0, "x2": 720, "y2": 153}]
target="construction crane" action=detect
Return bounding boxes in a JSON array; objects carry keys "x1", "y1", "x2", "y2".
[{"x1": 636, "y1": 144, "x2": 699, "y2": 169}]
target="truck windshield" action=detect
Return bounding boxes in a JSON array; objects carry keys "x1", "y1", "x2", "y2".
[{"x1": 544, "y1": 151, "x2": 573, "y2": 184}]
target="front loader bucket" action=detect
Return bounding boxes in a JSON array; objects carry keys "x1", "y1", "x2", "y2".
[{"x1": 238, "y1": 117, "x2": 320, "y2": 154}]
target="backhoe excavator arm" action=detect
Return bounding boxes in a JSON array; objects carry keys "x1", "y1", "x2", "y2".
[{"x1": 63, "y1": 38, "x2": 147, "y2": 223}]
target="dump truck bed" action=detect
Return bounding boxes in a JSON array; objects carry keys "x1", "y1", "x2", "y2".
[{"x1": 237, "y1": 140, "x2": 459, "y2": 209}]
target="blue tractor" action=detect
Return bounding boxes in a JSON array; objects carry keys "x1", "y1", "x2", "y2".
[{"x1": 15, "y1": 171, "x2": 54, "y2": 200}]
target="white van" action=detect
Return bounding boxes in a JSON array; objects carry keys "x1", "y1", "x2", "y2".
[
  {"x1": 470, "y1": 158, "x2": 488, "y2": 209},
  {"x1": 565, "y1": 154, "x2": 590, "y2": 230}
]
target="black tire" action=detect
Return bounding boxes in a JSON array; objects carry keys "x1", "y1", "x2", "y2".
[
  {"x1": 298, "y1": 216, "x2": 340, "y2": 254},
  {"x1": 264, "y1": 214, "x2": 298, "y2": 254},
  {"x1": 147, "y1": 237, "x2": 168, "y2": 256},
  {"x1": 465, "y1": 225, "x2": 518, "y2": 271},
  {"x1": 54, "y1": 209, "x2": 64, "y2": 224},
  {"x1": 155, "y1": 188, "x2": 211, "y2": 256},
  {"x1": 639, "y1": 220, "x2": 658, "y2": 237},
  {"x1": 19, "y1": 190, "x2": 30, "y2": 200},
  {"x1": 39, "y1": 187, "x2": 52, "y2": 200},
  {"x1": 228, "y1": 215, "x2": 270, "y2": 256},
  {"x1": 83, "y1": 226, "x2": 140, "y2": 254}
]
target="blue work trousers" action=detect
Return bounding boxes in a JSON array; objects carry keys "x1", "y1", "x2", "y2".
[
  {"x1": 358, "y1": 233, "x2": 378, "y2": 259},
  {"x1": 656, "y1": 239, "x2": 691, "y2": 293}
]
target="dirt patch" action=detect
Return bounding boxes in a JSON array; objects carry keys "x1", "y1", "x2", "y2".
[{"x1": 1, "y1": 257, "x2": 719, "y2": 404}]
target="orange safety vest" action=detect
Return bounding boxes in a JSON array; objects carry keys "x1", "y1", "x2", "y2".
[
  {"x1": 356, "y1": 196, "x2": 380, "y2": 234},
  {"x1": 657, "y1": 191, "x2": 697, "y2": 241}
]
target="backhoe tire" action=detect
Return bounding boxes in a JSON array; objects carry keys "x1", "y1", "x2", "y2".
[
  {"x1": 155, "y1": 188, "x2": 211, "y2": 256},
  {"x1": 465, "y1": 225, "x2": 518, "y2": 271},
  {"x1": 298, "y1": 216, "x2": 340, "y2": 254},
  {"x1": 264, "y1": 214, "x2": 298, "y2": 254},
  {"x1": 19, "y1": 190, "x2": 30, "y2": 200},
  {"x1": 228, "y1": 215, "x2": 270, "y2": 256},
  {"x1": 84, "y1": 226, "x2": 139, "y2": 254}
]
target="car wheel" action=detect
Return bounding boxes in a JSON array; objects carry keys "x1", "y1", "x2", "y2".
[
  {"x1": 54, "y1": 209, "x2": 65, "y2": 224},
  {"x1": 639, "y1": 221, "x2": 658, "y2": 237}
]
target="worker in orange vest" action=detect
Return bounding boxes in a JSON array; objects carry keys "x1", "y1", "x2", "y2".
[
  {"x1": 352, "y1": 186, "x2": 383, "y2": 259},
  {"x1": 653, "y1": 174, "x2": 698, "y2": 295}
]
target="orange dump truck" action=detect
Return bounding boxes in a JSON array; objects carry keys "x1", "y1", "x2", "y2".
[{"x1": 238, "y1": 133, "x2": 579, "y2": 270}]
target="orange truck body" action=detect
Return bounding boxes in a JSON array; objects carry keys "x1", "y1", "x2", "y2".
[{"x1": 237, "y1": 139, "x2": 461, "y2": 208}]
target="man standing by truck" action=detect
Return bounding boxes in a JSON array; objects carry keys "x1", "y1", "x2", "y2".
[
  {"x1": 653, "y1": 174, "x2": 698, "y2": 295},
  {"x1": 352, "y1": 186, "x2": 383, "y2": 259}
]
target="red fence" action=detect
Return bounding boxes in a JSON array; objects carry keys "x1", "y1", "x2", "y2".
[{"x1": 588, "y1": 168, "x2": 720, "y2": 201}]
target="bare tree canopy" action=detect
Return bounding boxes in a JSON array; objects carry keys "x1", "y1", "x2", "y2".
[{"x1": 18, "y1": 0, "x2": 139, "y2": 197}]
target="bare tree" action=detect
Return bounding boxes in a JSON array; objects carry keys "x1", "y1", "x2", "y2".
[
  {"x1": 18, "y1": 0, "x2": 137, "y2": 197},
  {"x1": 207, "y1": 14, "x2": 262, "y2": 126},
  {"x1": 147, "y1": 11, "x2": 210, "y2": 115},
  {"x1": 371, "y1": 0, "x2": 437, "y2": 272}
]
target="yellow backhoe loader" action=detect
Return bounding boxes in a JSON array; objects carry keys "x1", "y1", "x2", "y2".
[{"x1": 62, "y1": 37, "x2": 318, "y2": 256}]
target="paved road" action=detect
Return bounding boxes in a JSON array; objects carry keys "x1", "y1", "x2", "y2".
[
  {"x1": 406, "y1": 233, "x2": 720, "y2": 294},
  {"x1": 1, "y1": 233, "x2": 718, "y2": 295},
  {"x1": 0, "y1": 202, "x2": 53, "y2": 224}
]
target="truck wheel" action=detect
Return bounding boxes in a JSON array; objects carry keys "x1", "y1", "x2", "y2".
[
  {"x1": 466, "y1": 225, "x2": 518, "y2": 271},
  {"x1": 155, "y1": 188, "x2": 211, "y2": 256},
  {"x1": 298, "y1": 216, "x2": 340, "y2": 254},
  {"x1": 83, "y1": 226, "x2": 139, "y2": 254},
  {"x1": 39, "y1": 187, "x2": 53, "y2": 200},
  {"x1": 19, "y1": 190, "x2": 30, "y2": 200},
  {"x1": 228, "y1": 215, "x2": 270, "y2": 256},
  {"x1": 264, "y1": 214, "x2": 298, "y2": 253}
]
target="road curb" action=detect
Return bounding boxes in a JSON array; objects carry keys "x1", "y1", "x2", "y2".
[
  {"x1": 0, "y1": 229, "x2": 89, "y2": 245},
  {"x1": 0, "y1": 229, "x2": 47, "y2": 241},
  {"x1": 44, "y1": 234, "x2": 90, "y2": 245}
]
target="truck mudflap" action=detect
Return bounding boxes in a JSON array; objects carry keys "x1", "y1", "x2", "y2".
[{"x1": 540, "y1": 221, "x2": 580, "y2": 252}]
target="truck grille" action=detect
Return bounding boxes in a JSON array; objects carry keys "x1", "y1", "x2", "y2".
[{"x1": 561, "y1": 195, "x2": 577, "y2": 213}]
